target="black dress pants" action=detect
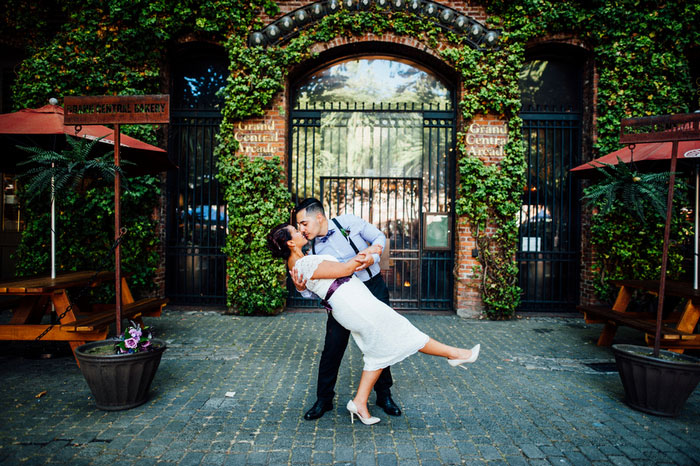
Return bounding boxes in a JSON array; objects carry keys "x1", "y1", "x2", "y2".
[{"x1": 316, "y1": 274, "x2": 394, "y2": 402}]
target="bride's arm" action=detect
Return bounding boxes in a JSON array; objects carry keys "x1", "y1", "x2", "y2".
[{"x1": 310, "y1": 254, "x2": 367, "y2": 279}]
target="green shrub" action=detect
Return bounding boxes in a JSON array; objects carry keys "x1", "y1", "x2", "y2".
[
  {"x1": 14, "y1": 176, "x2": 161, "y2": 300},
  {"x1": 216, "y1": 151, "x2": 292, "y2": 314}
]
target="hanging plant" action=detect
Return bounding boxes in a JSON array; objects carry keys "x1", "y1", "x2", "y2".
[
  {"x1": 582, "y1": 158, "x2": 678, "y2": 223},
  {"x1": 17, "y1": 136, "x2": 126, "y2": 200}
]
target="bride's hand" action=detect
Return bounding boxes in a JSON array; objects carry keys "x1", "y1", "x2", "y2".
[{"x1": 354, "y1": 251, "x2": 375, "y2": 271}]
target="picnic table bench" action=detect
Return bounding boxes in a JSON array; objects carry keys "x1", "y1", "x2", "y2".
[
  {"x1": 578, "y1": 279, "x2": 700, "y2": 352},
  {"x1": 0, "y1": 271, "x2": 166, "y2": 363}
]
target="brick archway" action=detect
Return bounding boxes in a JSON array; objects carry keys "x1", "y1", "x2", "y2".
[{"x1": 236, "y1": 2, "x2": 503, "y2": 315}]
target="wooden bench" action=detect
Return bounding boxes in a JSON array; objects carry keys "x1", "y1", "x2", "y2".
[
  {"x1": 579, "y1": 279, "x2": 700, "y2": 352},
  {"x1": 579, "y1": 304, "x2": 700, "y2": 349},
  {"x1": 0, "y1": 272, "x2": 166, "y2": 364},
  {"x1": 61, "y1": 297, "x2": 168, "y2": 332}
]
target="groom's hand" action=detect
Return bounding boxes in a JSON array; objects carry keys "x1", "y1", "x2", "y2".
[
  {"x1": 290, "y1": 268, "x2": 307, "y2": 292},
  {"x1": 354, "y1": 252, "x2": 374, "y2": 271}
]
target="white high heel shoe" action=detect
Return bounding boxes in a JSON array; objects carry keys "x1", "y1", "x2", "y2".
[
  {"x1": 346, "y1": 400, "x2": 380, "y2": 425},
  {"x1": 447, "y1": 344, "x2": 480, "y2": 368}
]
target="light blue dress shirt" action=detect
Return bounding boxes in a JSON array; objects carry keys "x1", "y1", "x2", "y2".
[
  {"x1": 311, "y1": 214, "x2": 386, "y2": 281},
  {"x1": 299, "y1": 214, "x2": 386, "y2": 300}
]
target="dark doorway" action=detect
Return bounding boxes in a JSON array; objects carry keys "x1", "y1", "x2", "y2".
[
  {"x1": 166, "y1": 45, "x2": 227, "y2": 305},
  {"x1": 517, "y1": 46, "x2": 584, "y2": 312},
  {"x1": 0, "y1": 46, "x2": 25, "y2": 279}
]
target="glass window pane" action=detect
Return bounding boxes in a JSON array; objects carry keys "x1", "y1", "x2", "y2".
[
  {"x1": 172, "y1": 51, "x2": 227, "y2": 111},
  {"x1": 519, "y1": 59, "x2": 582, "y2": 112},
  {"x1": 295, "y1": 58, "x2": 451, "y2": 109},
  {"x1": 2, "y1": 174, "x2": 23, "y2": 232}
]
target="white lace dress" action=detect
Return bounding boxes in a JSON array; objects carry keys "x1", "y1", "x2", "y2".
[{"x1": 295, "y1": 254, "x2": 429, "y2": 371}]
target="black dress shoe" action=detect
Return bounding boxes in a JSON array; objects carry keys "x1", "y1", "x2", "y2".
[
  {"x1": 376, "y1": 395, "x2": 402, "y2": 416},
  {"x1": 304, "y1": 399, "x2": 333, "y2": 420}
]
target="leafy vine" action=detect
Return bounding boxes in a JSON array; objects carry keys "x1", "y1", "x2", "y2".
[
  {"x1": 218, "y1": 6, "x2": 525, "y2": 318},
  {"x1": 5, "y1": 1, "x2": 698, "y2": 315}
]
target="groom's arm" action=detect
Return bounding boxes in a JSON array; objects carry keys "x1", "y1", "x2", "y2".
[{"x1": 356, "y1": 218, "x2": 386, "y2": 269}]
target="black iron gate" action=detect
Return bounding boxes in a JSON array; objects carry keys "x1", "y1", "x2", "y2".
[
  {"x1": 288, "y1": 104, "x2": 455, "y2": 310},
  {"x1": 166, "y1": 47, "x2": 228, "y2": 305},
  {"x1": 517, "y1": 112, "x2": 581, "y2": 311},
  {"x1": 166, "y1": 111, "x2": 227, "y2": 305}
]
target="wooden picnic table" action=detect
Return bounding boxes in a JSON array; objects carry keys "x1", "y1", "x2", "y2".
[
  {"x1": 0, "y1": 271, "x2": 166, "y2": 363},
  {"x1": 578, "y1": 279, "x2": 700, "y2": 352}
]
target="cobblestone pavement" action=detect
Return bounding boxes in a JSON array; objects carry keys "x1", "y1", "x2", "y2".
[{"x1": 0, "y1": 309, "x2": 698, "y2": 465}]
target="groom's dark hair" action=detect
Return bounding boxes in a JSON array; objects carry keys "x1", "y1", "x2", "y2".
[{"x1": 294, "y1": 197, "x2": 325, "y2": 219}]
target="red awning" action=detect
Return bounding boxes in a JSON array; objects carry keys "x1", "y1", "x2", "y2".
[
  {"x1": 0, "y1": 104, "x2": 173, "y2": 175},
  {"x1": 570, "y1": 140, "x2": 700, "y2": 172}
]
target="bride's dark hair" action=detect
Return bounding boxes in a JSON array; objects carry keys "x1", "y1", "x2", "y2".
[{"x1": 267, "y1": 223, "x2": 293, "y2": 260}]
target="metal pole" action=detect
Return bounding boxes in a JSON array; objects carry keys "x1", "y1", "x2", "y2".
[
  {"x1": 695, "y1": 166, "x2": 699, "y2": 290},
  {"x1": 51, "y1": 171, "x2": 55, "y2": 279},
  {"x1": 655, "y1": 140, "x2": 679, "y2": 357},
  {"x1": 114, "y1": 124, "x2": 122, "y2": 336}
]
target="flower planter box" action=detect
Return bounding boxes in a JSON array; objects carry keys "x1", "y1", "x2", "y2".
[
  {"x1": 612, "y1": 344, "x2": 700, "y2": 417},
  {"x1": 75, "y1": 339, "x2": 166, "y2": 410}
]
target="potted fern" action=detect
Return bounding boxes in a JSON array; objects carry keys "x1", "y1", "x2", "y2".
[
  {"x1": 583, "y1": 158, "x2": 700, "y2": 417},
  {"x1": 582, "y1": 157, "x2": 672, "y2": 222}
]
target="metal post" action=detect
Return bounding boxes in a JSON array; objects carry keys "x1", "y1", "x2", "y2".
[
  {"x1": 655, "y1": 140, "x2": 679, "y2": 357},
  {"x1": 695, "y1": 166, "x2": 699, "y2": 290},
  {"x1": 51, "y1": 170, "x2": 55, "y2": 279},
  {"x1": 114, "y1": 124, "x2": 122, "y2": 336}
]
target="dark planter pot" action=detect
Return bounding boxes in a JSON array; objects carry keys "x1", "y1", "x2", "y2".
[
  {"x1": 75, "y1": 339, "x2": 166, "y2": 411},
  {"x1": 612, "y1": 344, "x2": 700, "y2": 417}
]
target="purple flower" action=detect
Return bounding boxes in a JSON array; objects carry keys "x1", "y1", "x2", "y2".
[
  {"x1": 141, "y1": 341, "x2": 151, "y2": 349},
  {"x1": 129, "y1": 328, "x2": 142, "y2": 339},
  {"x1": 125, "y1": 337, "x2": 139, "y2": 349}
]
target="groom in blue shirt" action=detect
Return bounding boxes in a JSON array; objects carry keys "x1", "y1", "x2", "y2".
[{"x1": 291, "y1": 197, "x2": 401, "y2": 420}]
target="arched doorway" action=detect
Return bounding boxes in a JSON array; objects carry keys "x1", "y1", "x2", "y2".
[
  {"x1": 288, "y1": 56, "x2": 456, "y2": 310},
  {"x1": 517, "y1": 45, "x2": 585, "y2": 312}
]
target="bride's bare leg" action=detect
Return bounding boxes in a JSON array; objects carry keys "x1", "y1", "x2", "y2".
[
  {"x1": 352, "y1": 368, "x2": 383, "y2": 417},
  {"x1": 419, "y1": 338, "x2": 474, "y2": 360}
]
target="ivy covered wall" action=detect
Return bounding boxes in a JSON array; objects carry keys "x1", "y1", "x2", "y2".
[{"x1": 1, "y1": 0, "x2": 698, "y2": 315}]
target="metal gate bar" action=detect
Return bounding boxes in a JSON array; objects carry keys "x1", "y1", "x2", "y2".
[
  {"x1": 166, "y1": 112, "x2": 226, "y2": 305},
  {"x1": 289, "y1": 106, "x2": 454, "y2": 310},
  {"x1": 518, "y1": 113, "x2": 580, "y2": 311}
]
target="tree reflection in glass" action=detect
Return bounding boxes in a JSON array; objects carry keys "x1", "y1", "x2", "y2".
[
  {"x1": 296, "y1": 58, "x2": 451, "y2": 109},
  {"x1": 292, "y1": 58, "x2": 452, "y2": 197}
]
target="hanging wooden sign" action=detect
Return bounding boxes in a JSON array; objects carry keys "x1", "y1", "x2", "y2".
[
  {"x1": 64, "y1": 95, "x2": 170, "y2": 125},
  {"x1": 620, "y1": 113, "x2": 700, "y2": 144}
]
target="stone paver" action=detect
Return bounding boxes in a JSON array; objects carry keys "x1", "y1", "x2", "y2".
[{"x1": 0, "y1": 309, "x2": 698, "y2": 465}]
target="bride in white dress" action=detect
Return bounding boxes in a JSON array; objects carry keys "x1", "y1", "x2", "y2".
[{"x1": 267, "y1": 223, "x2": 480, "y2": 425}]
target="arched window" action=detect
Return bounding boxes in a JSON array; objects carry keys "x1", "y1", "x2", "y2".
[
  {"x1": 295, "y1": 58, "x2": 452, "y2": 109},
  {"x1": 519, "y1": 52, "x2": 583, "y2": 113},
  {"x1": 292, "y1": 57, "x2": 453, "y2": 186},
  {"x1": 172, "y1": 46, "x2": 227, "y2": 111}
]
